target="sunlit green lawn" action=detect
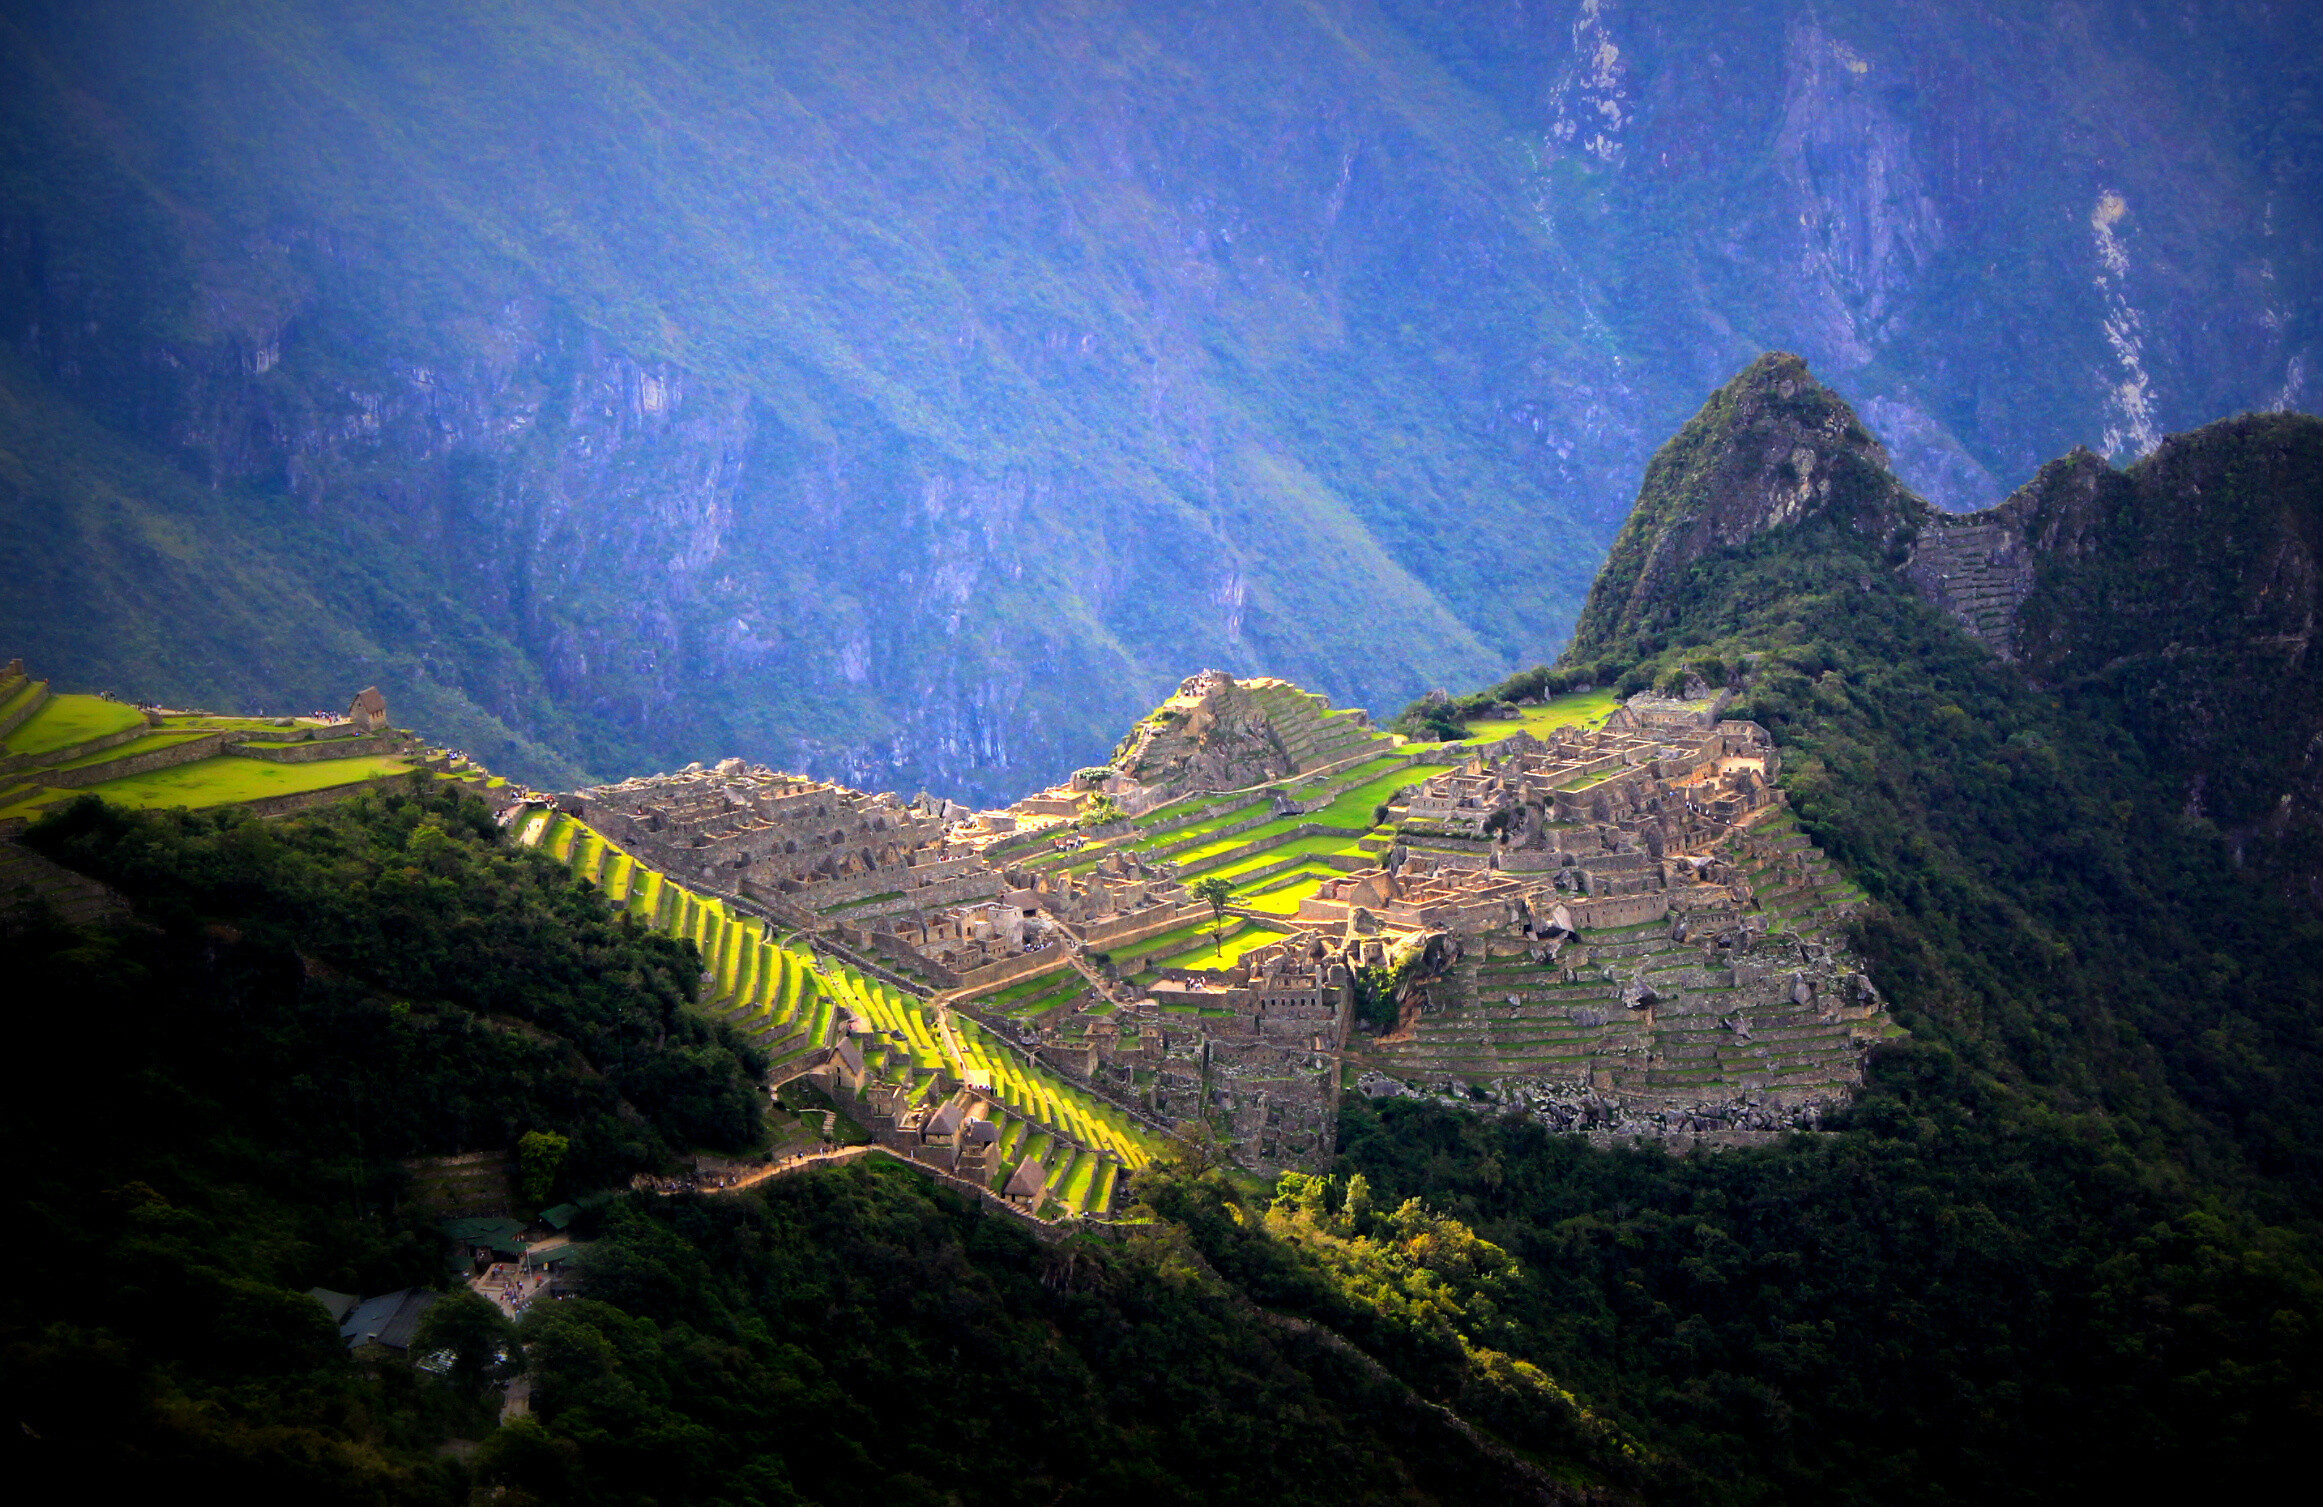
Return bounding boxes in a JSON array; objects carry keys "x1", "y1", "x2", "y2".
[
  {"x1": 1451, "y1": 686, "x2": 1621, "y2": 744},
  {"x1": 1171, "y1": 768, "x2": 1428, "y2": 867},
  {"x1": 47, "y1": 753, "x2": 412, "y2": 811},
  {"x1": 4, "y1": 694, "x2": 145, "y2": 755}
]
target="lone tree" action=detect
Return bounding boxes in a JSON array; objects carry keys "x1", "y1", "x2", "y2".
[
  {"x1": 1190, "y1": 875, "x2": 1236, "y2": 957},
  {"x1": 517, "y1": 1129, "x2": 570, "y2": 1209},
  {"x1": 413, "y1": 1288, "x2": 520, "y2": 1393}
]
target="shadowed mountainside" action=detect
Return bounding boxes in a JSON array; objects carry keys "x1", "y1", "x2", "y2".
[{"x1": 1, "y1": 1, "x2": 2317, "y2": 800}]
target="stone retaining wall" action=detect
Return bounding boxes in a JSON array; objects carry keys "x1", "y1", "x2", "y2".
[
  {"x1": 1147, "y1": 803, "x2": 1284, "y2": 860},
  {"x1": 240, "y1": 770, "x2": 427, "y2": 819},
  {"x1": 809, "y1": 867, "x2": 1005, "y2": 922},
  {"x1": 0, "y1": 718, "x2": 151, "y2": 777},
  {"x1": 947, "y1": 947, "x2": 1073, "y2": 999},
  {"x1": 0, "y1": 681, "x2": 50, "y2": 742},
  {"x1": 46, "y1": 733, "x2": 231, "y2": 788},
  {"x1": 819, "y1": 927, "x2": 938, "y2": 998},
  {"x1": 1565, "y1": 892, "x2": 1673, "y2": 930},
  {"x1": 1172, "y1": 820, "x2": 1348, "y2": 876},
  {"x1": 1063, "y1": 900, "x2": 1207, "y2": 949},
  {"x1": 228, "y1": 732, "x2": 403, "y2": 764}
]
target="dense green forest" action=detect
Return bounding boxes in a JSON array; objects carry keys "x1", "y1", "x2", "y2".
[
  {"x1": 0, "y1": 790, "x2": 765, "y2": 1494},
  {"x1": 0, "y1": 792, "x2": 1611, "y2": 1502}
]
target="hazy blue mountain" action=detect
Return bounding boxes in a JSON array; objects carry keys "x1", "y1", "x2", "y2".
[{"x1": 2, "y1": 0, "x2": 2316, "y2": 799}]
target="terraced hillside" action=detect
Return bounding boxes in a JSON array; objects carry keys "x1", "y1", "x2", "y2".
[
  {"x1": 1444, "y1": 686, "x2": 1622, "y2": 746},
  {"x1": 0, "y1": 667, "x2": 439, "y2": 829},
  {"x1": 1359, "y1": 807, "x2": 1896, "y2": 1136},
  {"x1": 864, "y1": 972, "x2": 1149, "y2": 1217},
  {"x1": 516, "y1": 806, "x2": 1157, "y2": 1215},
  {"x1": 1055, "y1": 748, "x2": 1432, "y2": 885},
  {"x1": 517, "y1": 807, "x2": 834, "y2": 1069},
  {"x1": 1114, "y1": 673, "x2": 1398, "y2": 800}
]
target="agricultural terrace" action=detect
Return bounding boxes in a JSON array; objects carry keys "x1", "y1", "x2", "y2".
[
  {"x1": 1168, "y1": 765, "x2": 1429, "y2": 870},
  {"x1": 0, "y1": 752, "x2": 415, "y2": 824},
  {"x1": 955, "y1": 986, "x2": 1153, "y2": 1173},
  {"x1": 1128, "y1": 789, "x2": 1246, "y2": 830},
  {"x1": 518, "y1": 808, "x2": 833, "y2": 1066},
  {"x1": 826, "y1": 963, "x2": 1151, "y2": 1215},
  {"x1": 1233, "y1": 866, "x2": 1340, "y2": 915},
  {"x1": 4, "y1": 693, "x2": 145, "y2": 755},
  {"x1": 516, "y1": 806, "x2": 1160, "y2": 1213},
  {"x1": 973, "y1": 968, "x2": 1093, "y2": 1021},
  {"x1": 1202, "y1": 832, "x2": 1381, "y2": 883},
  {"x1": 1120, "y1": 916, "x2": 1288, "y2": 982},
  {"x1": 42, "y1": 731, "x2": 215, "y2": 771},
  {"x1": 1141, "y1": 920, "x2": 1284, "y2": 976},
  {"x1": 1123, "y1": 797, "x2": 1269, "y2": 852}
]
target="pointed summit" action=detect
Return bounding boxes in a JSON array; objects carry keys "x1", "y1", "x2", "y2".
[{"x1": 1569, "y1": 353, "x2": 1925, "y2": 657}]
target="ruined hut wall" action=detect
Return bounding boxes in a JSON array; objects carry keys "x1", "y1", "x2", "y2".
[{"x1": 1065, "y1": 900, "x2": 1208, "y2": 949}]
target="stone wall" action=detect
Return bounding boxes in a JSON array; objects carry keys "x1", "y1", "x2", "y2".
[
  {"x1": 948, "y1": 948, "x2": 1074, "y2": 999},
  {"x1": 0, "y1": 717, "x2": 149, "y2": 777},
  {"x1": 1063, "y1": 901, "x2": 1206, "y2": 949},
  {"x1": 228, "y1": 731, "x2": 405, "y2": 764},
  {"x1": 0, "y1": 681, "x2": 49, "y2": 742},
  {"x1": 46, "y1": 733, "x2": 230, "y2": 787},
  {"x1": 240, "y1": 771, "x2": 429, "y2": 819}
]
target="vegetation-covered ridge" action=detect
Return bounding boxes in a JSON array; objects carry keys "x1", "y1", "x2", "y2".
[
  {"x1": 1365, "y1": 366, "x2": 2323, "y2": 1497},
  {"x1": 1, "y1": 784, "x2": 1634, "y2": 1503}
]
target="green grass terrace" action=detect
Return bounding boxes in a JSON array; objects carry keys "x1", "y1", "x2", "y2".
[
  {"x1": 1168, "y1": 767, "x2": 1428, "y2": 870},
  {"x1": 0, "y1": 752, "x2": 415, "y2": 824},
  {"x1": 1448, "y1": 686, "x2": 1621, "y2": 745},
  {"x1": 3, "y1": 693, "x2": 147, "y2": 755}
]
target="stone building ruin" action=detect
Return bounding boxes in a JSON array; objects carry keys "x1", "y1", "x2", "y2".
[{"x1": 551, "y1": 676, "x2": 1897, "y2": 1173}]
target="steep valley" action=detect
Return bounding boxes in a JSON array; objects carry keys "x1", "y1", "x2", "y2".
[{"x1": 2, "y1": 0, "x2": 2318, "y2": 800}]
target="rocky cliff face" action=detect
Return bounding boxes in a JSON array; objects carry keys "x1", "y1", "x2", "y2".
[
  {"x1": 1573, "y1": 346, "x2": 2323, "y2": 895},
  {"x1": 1, "y1": 2, "x2": 2316, "y2": 800},
  {"x1": 1570, "y1": 352, "x2": 1925, "y2": 653}
]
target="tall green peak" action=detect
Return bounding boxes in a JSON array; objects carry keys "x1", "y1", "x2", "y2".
[{"x1": 1567, "y1": 353, "x2": 1925, "y2": 659}]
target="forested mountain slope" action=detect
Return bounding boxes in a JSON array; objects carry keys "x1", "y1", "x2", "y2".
[
  {"x1": 2, "y1": 0, "x2": 2317, "y2": 800},
  {"x1": 1, "y1": 790, "x2": 1628, "y2": 1505},
  {"x1": 1362, "y1": 355, "x2": 2323, "y2": 1499}
]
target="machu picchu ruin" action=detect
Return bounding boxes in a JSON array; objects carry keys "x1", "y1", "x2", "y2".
[
  {"x1": 500, "y1": 663, "x2": 1902, "y2": 1183},
  {"x1": 14, "y1": 8, "x2": 2323, "y2": 1488},
  {"x1": 5, "y1": 646, "x2": 1909, "y2": 1198},
  {"x1": 1, "y1": 661, "x2": 529, "y2": 917}
]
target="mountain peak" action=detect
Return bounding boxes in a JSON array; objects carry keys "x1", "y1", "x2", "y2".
[{"x1": 1569, "y1": 353, "x2": 1923, "y2": 657}]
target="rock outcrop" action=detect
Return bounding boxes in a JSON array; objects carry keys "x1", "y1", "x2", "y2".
[
  {"x1": 1576, "y1": 349, "x2": 2323, "y2": 901},
  {"x1": 1569, "y1": 353, "x2": 1928, "y2": 657}
]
